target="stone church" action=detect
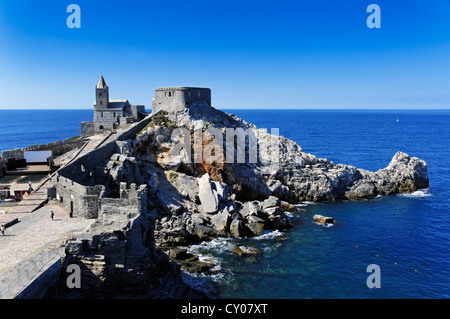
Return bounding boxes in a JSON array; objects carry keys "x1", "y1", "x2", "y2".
[{"x1": 81, "y1": 76, "x2": 146, "y2": 136}]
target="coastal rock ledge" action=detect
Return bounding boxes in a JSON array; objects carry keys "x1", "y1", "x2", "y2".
[{"x1": 147, "y1": 105, "x2": 428, "y2": 246}]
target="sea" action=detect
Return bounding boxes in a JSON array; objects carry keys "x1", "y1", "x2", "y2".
[{"x1": 0, "y1": 109, "x2": 449, "y2": 299}]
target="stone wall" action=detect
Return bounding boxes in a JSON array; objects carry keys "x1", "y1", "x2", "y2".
[
  {"x1": 94, "y1": 108, "x2": 122, "y2": 132},
  {"x1": 152, "y1": 87, "x2": 211, "y2": 113},
  {"x1": 80, "y1": 121, "x2": 95, "y2": 137},
  {"x1": 54, "y1": 174, "x2": 104, "y2": 219},
  {"x1": 55, "y1": 114, "x2": 153, "y2": 219},
  {"x1": 15, "y1": 257, "x2": 61, "y2": 299},
  {"x1": 100, "y1": 183, "x2": 147, "y2": 216},
  {"x1": 24, "y1": 136, "x2": 83, "y2": 157},
  {"x1": 1, "y1": 136, "x2": 84, "y2": 164},
  {"x1": 57, "y1": 140, "x2": 118, "y2": 183},
  {"x1": 1, "y1": 149, "x2": 24, "y2": 162}
]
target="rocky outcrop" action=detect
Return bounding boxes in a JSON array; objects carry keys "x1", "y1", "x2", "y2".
[
  {"x1": 53, "y1": 103, "x2": 428, "y2": 298},
  {"x1": 131, "y1": 106, "x2": 429, "y2": 249},
  {"x1": 159, "y1": 104, "x2": 429, "y2": 204},
  {"x1": 313, "y1": 215, "x2": 336, "y2": 224},
  {"x1": 231, "y1": 246, "x2": 261, "y2": 256}
]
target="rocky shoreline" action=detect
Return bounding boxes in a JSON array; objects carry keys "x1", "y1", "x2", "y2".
[
  {"x1": 143, "y1": 104, "x2": 428, "y2": 243},
  {"x1": 52, "y1": 102, "x2": 428, "y2": 298},
  {"x1": 116, "y1": 103, "x2": 428, "y2": 277}
]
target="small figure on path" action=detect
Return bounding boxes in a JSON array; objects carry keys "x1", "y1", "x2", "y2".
[
  {"x1": 1, "y1": 225, "x2": 5, "y2": 236},
  {"x1": 51, "y1": 210, "x2": 54, "y2": 221}
]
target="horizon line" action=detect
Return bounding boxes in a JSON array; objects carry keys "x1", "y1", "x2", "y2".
[{"x1": 0, "y1": 107, "x2": 450, "y2": 111}]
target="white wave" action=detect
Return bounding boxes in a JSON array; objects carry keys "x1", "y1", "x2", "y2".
[
  {"x1": 397, "y1": 188, "x2": 432, "y2": 198},
  {"x1": 187, "y1": 237, "x2": 235, "y2": 258},
  {"x1": 301, "y1": 201, "x2": 317, "y2": 206},
  {"x1": 314, "y1": 221, "x2": 334, "y2": 228},
  {"x1": 253, "y1": 229, "x2": 284, "y2": 240},
  {"x1": 284, "y1": 211, "x2": 294, "y2": 218}
]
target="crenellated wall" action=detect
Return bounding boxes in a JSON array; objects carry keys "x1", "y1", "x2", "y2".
[{"x1": 55, "y1": 114, "x2": 154, "y2": 219}]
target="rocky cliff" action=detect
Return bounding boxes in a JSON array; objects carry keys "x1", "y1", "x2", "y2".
[
  {"x1": 56, "y1": 103, "x2": 428, "y2": 296},
  {"x1": 130, "y1": 103, "x2": 428, "y2": 264}
]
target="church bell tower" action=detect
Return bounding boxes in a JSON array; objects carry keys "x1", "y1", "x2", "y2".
[{"x1": 95, "y1": 75, "x2": 109, "y2": 109}]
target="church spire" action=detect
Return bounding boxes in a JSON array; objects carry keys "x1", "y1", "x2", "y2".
[{"x1": 97, "y1": 75, "x2": 107, "y2": 89}]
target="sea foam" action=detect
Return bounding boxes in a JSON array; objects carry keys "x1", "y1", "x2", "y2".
[{"x1": 397, "y1": 188, "x2": 432, "y2": 198}]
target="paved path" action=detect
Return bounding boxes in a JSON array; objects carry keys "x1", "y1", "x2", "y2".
[
  {"x1": 0, "y1": 204, "x2": 94, "y2": 273},
  {"x1": 5, "y1": 181, "x2": 53, "y2": 215},
  {"x1": 0, "y1": 203, "x2": 94, "y2": 298}
]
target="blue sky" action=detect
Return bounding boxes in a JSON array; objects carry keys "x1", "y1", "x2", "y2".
[{"x1": 0, "y1": 0, "x2": 449, "y2": 109}]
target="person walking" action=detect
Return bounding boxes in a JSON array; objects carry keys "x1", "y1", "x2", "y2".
[
  {"x1": 50, "y1": 210, "x2": 54, "y2": 221},
  {"x1": 1, "y1": 225, "x2": 5, "y2": 236}
]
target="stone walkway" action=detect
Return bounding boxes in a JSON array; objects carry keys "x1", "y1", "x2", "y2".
[
  {"x1": 0, "y1": 204, "x2": 94, "y2": 298},
  {"x1": 5, "y1": 182, "x2": 52, "y2": 215}
]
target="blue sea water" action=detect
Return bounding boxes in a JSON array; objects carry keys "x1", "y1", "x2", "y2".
[
  {"x1": 0, "y1": 109, "x2": 449, "y2": 299},
  {"x1": 188, "y1": 109, "x2": 450, "y2": 299},
  {"x1": 0, "y1": 110, "x2": 93, "y2": 152}
]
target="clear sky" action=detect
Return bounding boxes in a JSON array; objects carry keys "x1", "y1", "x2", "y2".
[{"x1": 0, "y1": 0, "x2": 449, "y2": 109}]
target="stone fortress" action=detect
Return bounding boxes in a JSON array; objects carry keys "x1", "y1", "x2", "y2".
[
  {"x1": 0, "y1": 76, "x2": 216, "y2": 299},
  {"x1": 55, "y1": 77, "x2": 213, "y2": 220},
  {"x1": 152, "y1": 86, "x2": 211, "y2": 113}
]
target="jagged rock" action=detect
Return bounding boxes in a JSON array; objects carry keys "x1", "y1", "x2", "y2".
[
  {"x1": 239, "y1": 201, "x2": 264, "y2": 218},
  {"x1": 197, "y1": 173, "x2": 219, "y2": 213},
  {"x1": 280, "y1": 200, "x2": 297, "y2": 212},
  {"x1": 176, "y1": 259, "x2": 215, "y2": 273},
  {"x1": 264, "y1": 206, "x2": 292, "y2": 229},
  {"x1": 313, "y1": 215, "x2": 336, "y2": 224},
  {"x1": 193, "y1": 224, "x2": 217, "y2": 241},
  {"x1": 159, "y1": 142, "x2": 172, "y2": 152},
  {"x1": 148, "y1": 172, "x2": 159, "y2": 188},
  {"x1": 159, "y1": 155, "x2": 182, "y2": 171},
  {"x1": 156, "y1": 134, "x2": 165, "y2": 144},
  {"x1": 164, "y1": 247, "x2": 192, "y2": 260},
  {"x1": 116, "y1": 140, "x2": 131, "y2": 155},
  {"x1": 262, "y1": 196, "x2": 281, "y2": 209},
  {"x1": 213, "y1": 181, "x2": 228, "y2": 202},
  {"x1": 268, "y1": 215, "x2": 291, "y2": 229},
  {"x1": 231, "y1": 246, "x2": 261, "y2": 256},
  {"x1": 229, "y1": 219, "x2": 246, "y2": 237},
  {"x1": 210, "y1": 210, "x2": 231, "y2": 233},
  {"x1": 245, "y1": 216, "x2": 265, "y2": 236},
  {"x1": 173, "y1": 173, "x2": 199, "y2": 202}
]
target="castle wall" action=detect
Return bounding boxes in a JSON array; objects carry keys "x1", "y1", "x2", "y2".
[
  {"x1": 54, "y1": 174, "x2": 104, "y2": 219},
  {"x1": 56, "y1": 115, "x2": 153, "y2": 218},
  {"x1": 100, "y1": 183, "x2": 148, "y2": 216},
  {"x1": 1, "y1": 137, "x2": 84, "y2": 169},
  {"x1": 152, "y1": 87, "x2": 211, "y2": 113}
]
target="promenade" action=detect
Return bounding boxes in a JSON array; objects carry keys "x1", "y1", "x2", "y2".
[{"x1": 0, "y1": 203, "x2": 94, "y2": 298}]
